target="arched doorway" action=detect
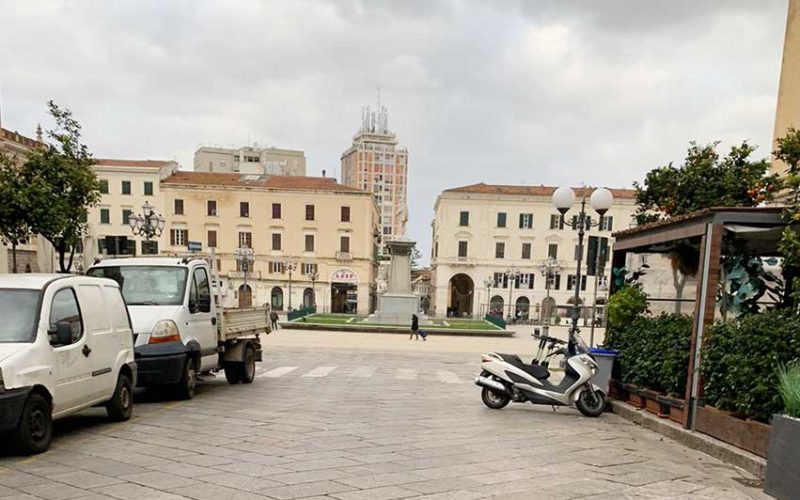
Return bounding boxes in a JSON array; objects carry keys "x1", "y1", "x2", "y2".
[
  {"x1": 541, "y1": 297, "x2": 556, "y2": 324},
  {"x1": 238, "y1": 284, "x2": 252, "y2": 308},
  {"x1": 515, "y1": 297, "x2": 530, "y2": 320},
  {"x1": 489, "y1": 295, "x2": 504, "y2": 317},
  {"x1": 271, "y1": 287, "x2": 284, "y2": 311},
  {"x1": 448, "y1": 274, "x2": 474, "y2": 317},
  {"x1": 303, "y1": 287, "x2": 315, "y2": 309}
]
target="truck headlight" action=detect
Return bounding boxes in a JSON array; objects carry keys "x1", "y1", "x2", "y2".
[{"x1": 148, "y1": 320, "x2": 181, "y2": 344}]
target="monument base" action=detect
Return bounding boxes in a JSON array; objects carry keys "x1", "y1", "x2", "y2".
[{"x1": 364, "y1": 293, "x2": 421, "y2": 324}]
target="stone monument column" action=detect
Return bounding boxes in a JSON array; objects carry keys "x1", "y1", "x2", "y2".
[{"x1": 387, "y1": 240, "x2": 414, "y2": 294}]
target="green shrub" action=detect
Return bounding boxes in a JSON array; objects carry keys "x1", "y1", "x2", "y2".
[
  {"x1": 609, "y1": 313, "x2": 692, "y2": 396},
  {"x1": 702, "y1": 309, "x2": 800, "y2": 422},
  {"x1": 607, "y1": 285, "x2": 648, "y2": 330},
  {"x1": 778, "y1": 361, "x2": 800, "y2": 419}
]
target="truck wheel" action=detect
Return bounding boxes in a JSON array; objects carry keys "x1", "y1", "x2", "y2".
[
  {"x1": 224, "y1": 363, "x2": 240, "y2": 384},
  {"x1": 13, "y1": 393, "x2": 52, "y2": 455},
  {"x1": 236, "y1": 345, "x2": 256, "y2": 384},
  {"x1": 106, "y1": 373, "x2": 133, "y2": 422},
  {"x1": 174, "y1": 358, "x2": 197, "y2": 400}
]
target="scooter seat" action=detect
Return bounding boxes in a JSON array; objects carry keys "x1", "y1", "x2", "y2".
[{"x1": 497, "y1": 353, "x2": 550, "y2": 380}]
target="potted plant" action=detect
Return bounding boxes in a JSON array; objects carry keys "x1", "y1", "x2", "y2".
[{"x1": 764, "y1": 361, "x2": 800, "y2": 499}]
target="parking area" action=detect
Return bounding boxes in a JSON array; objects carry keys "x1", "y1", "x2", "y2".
[{"x1": 0, "y1": 330, "x2": 767, "y2": 499}]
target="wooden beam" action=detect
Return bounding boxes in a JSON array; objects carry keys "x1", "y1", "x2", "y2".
[{"x1": 613, "y1": 222, "x2": 708, "y2": 252}]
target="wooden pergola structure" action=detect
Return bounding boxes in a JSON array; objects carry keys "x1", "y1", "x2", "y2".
[{"x1": 611, "y1": 207, "x2": 785, "y2": 429}]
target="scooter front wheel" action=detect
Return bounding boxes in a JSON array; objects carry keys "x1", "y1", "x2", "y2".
[
  {"x1": 481, "y1": 386, "x2": 510, "y2": 410},
  {"x1": 576, "y1": 388, "x2": 606, "y2": 417}
]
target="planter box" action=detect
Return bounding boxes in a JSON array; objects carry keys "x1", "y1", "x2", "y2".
[
  {"x1": 640, "y1": 389, "x2": 669, "y2": 418},
  {"x1": 657, "y1": 395, "x2": 687, "y2": 425},
  {"x1": 765, "y1": 414, "x2": 800, "y2": 500},
  {"x1": 622, "y1": 383, "x2": 645, "y2": 409},
  {"x1": 609, "y1": 379, "x2": 627, "y2": 400},
  {"x1": 695, "y1": 405, "x2": 771, "y2": 458}
]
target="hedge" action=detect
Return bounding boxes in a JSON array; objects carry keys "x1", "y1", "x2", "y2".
[{"x1": 701, "y1": 309, "x2": 800, "y2": 422}]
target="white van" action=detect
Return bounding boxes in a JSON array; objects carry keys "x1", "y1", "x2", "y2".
[{"x1": 0, "y1": 275, "x2": 136, "y2": 454}]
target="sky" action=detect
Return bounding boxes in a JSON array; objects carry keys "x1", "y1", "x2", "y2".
[{"x1": 0, "y1": 0, "x2": 790, "y2": 261}]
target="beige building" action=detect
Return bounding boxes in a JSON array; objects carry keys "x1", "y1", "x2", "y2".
[
  {"x1": 772, "y1": 0, "x2": 800, "y2": 177},
  {"x1": 80, "y1": 159, "x2": 178, "y2": 268},
  {"x1": 194, "y1": 145, "x2": 306, "y2": 176},
  {"x1": 159, "y1": 172, "x2": 379, "y2": 314},
  {"x1": 430, "y1": 183, "x2": 637, "y2": 321},
  {"x1": 341, "y1": 105, "x2": 408, "y2": 249}
]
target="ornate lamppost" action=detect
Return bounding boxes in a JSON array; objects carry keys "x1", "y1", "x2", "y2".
[
  {"x1": 308, "y1": 270, "x2": 318, "y2": 310},
  {"x1": 539, "y1": 256, "x2": 562, "y2": 334},
  {"x1": 283, "y1": 259, "x2": 298, "y2": 311},
  {"x1": 552, "y1": 186, "x2": 614, "y2": 348},
  {"x1": 505, "y1": 266, "x2": 521, "y2": 321},
  {"x1": 483, "y1": 276, "x2": 494, "y2": 316},
  {"x1": 128, "y1": 201, "x2": 165, "y2": 241},
  {"x1": 234, "y1": 245, "x2": 255, "y2": 306}
]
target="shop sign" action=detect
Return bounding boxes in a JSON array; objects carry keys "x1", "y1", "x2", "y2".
[{"x1": 331, "y1": 269, "x2": 358, "y2": 283}]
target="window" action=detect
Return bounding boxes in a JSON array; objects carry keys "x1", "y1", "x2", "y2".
[
  {"x1": 340, "y1": 236, "x2": 350, "y2": 253},
  {"x1": 141, "y1": 241, "x2": 158, "y2": 255},
  {"x1": 341, "y1": 206, "x2": 351, "y2": 222},
  {"x1": 553, "y1": 274, "x2": 562, "y2": 290},
  {"x1": 272, "y1": 233, "x2": 282, "y2": 251},
  {"x1": 100, "y1": 208, "x2": 110, "y2": 224},
  {"x1": 521, "y1": 243, "x2": 531, "y2": 259},
  {"x1": 459, "y1": 211, "x2": 469, "y2": 227},
  {"x1": 305, "y1": 234, "x2": 315, "y2": 252},
  {"x1": 238, "y1": 231, "x2": 252, "y2": 248},
  {"x1": 207, "y1": 230, "x2": 217, "y2": 248},
  {"x1": 550, "y1": 214, "x2": 564, "y2": 230},
  {"x1": 434, "y1": 242, "x2": 439, "y2": 258},
  {"x1": 189, "y1": 268, "x2": 211, "y2": 313},
  {"x1": 170, "y1": 229, "x2": 188, "y2": 246},
  {"x1": 572, "y1": 214, "x2": 592, "y2": 230},
  {"x1": 497, "y1": 212, "x2": 507, "y2": 228},
  {"x1": 121, "y1": 181, "x2": 131, "y2": 195},
  {"x1": 99, "y1": 179, "x2": 109, "y2": 194},
  {"x1": 567, "y1": 275, "x2": 588, "y2": 291},
  {"x1": 519, "y1": 213, "x2": 534, "y2": 229},
  {"x1": 122, "y1": 209, "x2": 132, "y2": 225},
  {"x1": 458, "y1": 241, "x2": 468, "y2": 258},
  {"x1": 383, "y1": 226, "x2": 392, "y2": 235},
  {"x1": 207, "y1": 200, "x2": 217, "y2": 216},
  {"x1": 493, "y1": 272, "x2": 505, "y2": 288},
  {"x1": 305, "y1": 204, "x2": 315, "y2": 221},
  {"x1": 548, "y1": 244, "x2": 558, "y2": 259},
  {"x1": 600, "y1": 215, "x2": 614, "y2": 231},
  {"x1": 269, "y1": 261, "x2": 285, "y2": 274},
  {"x1": 240, "y1": 202, "x2": 250, "y2": 218},
  {"x1": 50, "y1": 288, "x2": 83, "y2": 344},
  {"x1": 272, "y1": 203, "x2": 282, "y2": 219},
  {"x1": 302, "y1": 263, "x2": 318, "y2": 275},
  {"x1": 520, "y1": 273, "x2": 535, "y2": 289},
  {"x1": 144, "y1": 181, "x2": 153, "y2": 196},
  {"x1": 495, "y1": 242, "x2": 505, "y2": 259},
  {"x1": 174, "y1": 199, "x2": 184, "y2": 215}
]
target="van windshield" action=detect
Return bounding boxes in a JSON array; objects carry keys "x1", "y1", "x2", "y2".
[
  {"x1": 87, "y1": 266, "x2": 188, "y2": 306},
  {"x1": 0, "y1": 289, "x2": 40, "y2": 343}
]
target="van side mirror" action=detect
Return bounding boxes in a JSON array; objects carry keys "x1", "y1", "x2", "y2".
[{"x1": 49, "y1": 322, "x2": 73, "y2": 346}]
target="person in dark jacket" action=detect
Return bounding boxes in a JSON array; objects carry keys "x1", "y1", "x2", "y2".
[
  {"x1": 410, "y1": 314, "x2": 419, "y2": 340},
  {"x1": 270, "y1": 311, "x2": 279, "y2": 330}
]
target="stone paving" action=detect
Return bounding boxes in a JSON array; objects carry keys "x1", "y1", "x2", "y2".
[{"x1": 0, "y1": 337, "x2": 769, "y2": 499}]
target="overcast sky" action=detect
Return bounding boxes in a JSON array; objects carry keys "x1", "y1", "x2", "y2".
[{"x1": 0, "y1": 0, "x2": 790, "y2": 259}]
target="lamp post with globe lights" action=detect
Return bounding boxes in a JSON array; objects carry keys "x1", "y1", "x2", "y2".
[
  {"x1": 234, "y1": 245, "x2": 255, "y2": 306},
  {"x1": 552, "y1": 186, "x2": 614, "y2": 347},
  {"x1": 128, "y1": 201, "x2": 165, "y2": 241},
  {"x1": 483, "y1": 277, "x2": 494, "y2": 316},
  {"x1": 505, "y1": 266, "x2": 521, "y2": 321},
  {"x1": 283, "y1": 260, "x2": 298, "y2": 311},
  {"x1": 538, "y1": 256, "x2": 562, "y2": 334},
  {"x1": 308, "y1": 270, "x2": 318, "y2": 310}
]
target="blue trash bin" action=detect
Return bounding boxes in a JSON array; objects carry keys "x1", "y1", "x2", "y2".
[{"x1": 588, "y1": 348, "x2": 619, "y2": 394}]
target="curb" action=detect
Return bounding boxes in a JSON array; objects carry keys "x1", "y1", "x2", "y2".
[
  {"x1": 279, "y1": 322, "x2": 515, "y2": 337},
  {"x1": 610, "y1": 401, "x2": 766, "y2": 479}
]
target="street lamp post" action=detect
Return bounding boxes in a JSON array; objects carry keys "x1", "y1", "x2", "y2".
[
  {"x1": 538, "y1": 256, "x2": 562, "y2": 335},
  {"x1": 283, "y1": 260, "x2": 298, "y2": 311},
  {"x1": 552, "y1": 187, "x2": 614, "y2": 348},
  {"x1": 128, "y1": 201, "x2": 165, "y2": 241},
  {"x1": 482, "y1": 277, "x2": 493, "y2": 316},
  {"x1": 309, "y1": 270, "x2": 318, "y2": 310},
  {"x1": 505, "y1": 266, "x2": 521, "y2": 321},
  {"x1": 234, "y1": 245, "x2": 255, "y2": 306}
]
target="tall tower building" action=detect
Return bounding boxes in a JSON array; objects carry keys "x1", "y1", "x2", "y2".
[
  {"x1": 772, "y1": 0, "x2": 800, "y2": 177},
  {"x1": 341, "y1": 104, "x2": 409, "y2": 251}
]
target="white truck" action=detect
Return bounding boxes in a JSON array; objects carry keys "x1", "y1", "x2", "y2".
[
  {"x1": 0, "y1": 275, "x2": 136, "y2": 454},
  {"x1": 87, "y1": 257, "x2": 271, "y2": 399}
]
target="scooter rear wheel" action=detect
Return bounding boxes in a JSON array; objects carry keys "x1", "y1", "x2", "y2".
[{"x1": 481, "y1": 386, "x2": 510, "y2": 409}]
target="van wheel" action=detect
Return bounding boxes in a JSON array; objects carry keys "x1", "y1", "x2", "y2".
[
  {"x1": 174, "y1": 358, "x2": 196, "y2": 400},
  {"x1": 106, "y1": 373, "x2": 133, "y2": 422},
  {"x1": 224, "y1": 363, "x2": 240, "y2": 384},
  {"x1": 13, "y1": 393, "x2": 52, "y2": 455},
  {"x1": 236, "y1": 345, "x2": 256, "y2": 384}
]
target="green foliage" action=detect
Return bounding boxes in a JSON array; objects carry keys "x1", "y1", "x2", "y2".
[
  {"x1": 778, "y1": 361, "x2": 800, "y2": 419},
  {"x1": 775, "y1": 129, "x2": 800, "y2": 310},
  {"x1": 606, "y1": 284, "x2": 648, "y2": 330},
  {"x1": 634, "y1": 141, "x2": 781, "y2": 225},
  {"x1": 0, "y1": 153, "x2": 33, "y2": 272},
  {"x1": 608, "y1": 314, "x2": 692, "y2": 396},
  {"x1": 19, "y1": 101, "x2": 100, "y2": 272},
  {"x1": 702, "y1": 309, "x2": 800, "y2": 422}
]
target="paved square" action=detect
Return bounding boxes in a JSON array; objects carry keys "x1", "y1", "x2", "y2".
[{"x1": 0, "y1": 330, "x2": 768, "y2": 499}]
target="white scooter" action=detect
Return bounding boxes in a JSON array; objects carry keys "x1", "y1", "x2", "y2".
[{"x1": 475, "y1": 331, "x2": 606, "y2": 417}]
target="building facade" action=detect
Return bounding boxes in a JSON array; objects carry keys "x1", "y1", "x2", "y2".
[
  {"x1": 159, "y1": 172, "x2": 379, "y2": 315},
  {"x1": 430, "y1": 183, "x2": 637, "y2": 322},
  {"x1": 773, "y1": 0, "x2": 800, "y2": 178},
  {"x1": 194, "y1": 146, "x2": 306, "y2": 177},
  {"x1": 341, "y1": 105, "x2": 408, "y2": 249}
]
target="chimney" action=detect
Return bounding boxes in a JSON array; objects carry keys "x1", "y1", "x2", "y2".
[{"x1": 322, "y1": 169, "x2": 326, "y2": 177}]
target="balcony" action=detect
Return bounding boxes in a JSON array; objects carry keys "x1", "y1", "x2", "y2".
[
  {"x1": 335, "y1": 251, "x2": 353, "y2": 262},
  {"x1": 228, "y1": 271, "x2": 261, "y2": 279}
]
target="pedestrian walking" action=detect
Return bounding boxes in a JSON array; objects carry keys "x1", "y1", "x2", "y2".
[
  {"x1": 270, "y1": 310, "x2": 279, "y2": 330},
  {"x1": 410, "y1": 314, "x2": 419, "y2": 340}
]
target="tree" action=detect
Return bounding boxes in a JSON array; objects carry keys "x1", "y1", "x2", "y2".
[
  {"x1": 633, "y1": 141, "x2": 782, "y2": 313},
  {"x1": 20, "y1": 101, "x2": 100, "y2": 272},
  {"x1": 411, "y1": 245, "x2": 423, "y2": 270},
  {"x1": 775, "y1": 127, "x2": 800, "y2": 309},
  {"x1": 0, "y1": 153, "x2": 33, "y2": 273}
]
